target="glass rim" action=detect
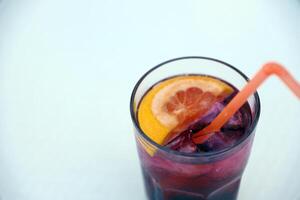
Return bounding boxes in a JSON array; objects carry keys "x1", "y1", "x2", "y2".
[{"x1": 130, "y1": 56, "x2": 261, "y2": 158}]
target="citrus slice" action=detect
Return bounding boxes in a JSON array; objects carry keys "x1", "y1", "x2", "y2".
[{"x1": 138, "y1": 75, "x2": 234, "y2": 148}]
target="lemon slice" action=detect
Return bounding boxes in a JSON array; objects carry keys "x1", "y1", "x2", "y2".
[{"x1": 138, "y1": 75, "x2": 233, "y2": 152}]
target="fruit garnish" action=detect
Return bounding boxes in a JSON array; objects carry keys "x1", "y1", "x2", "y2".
[
  {"x1": 138, "y1": 75, "x2": 234, "y2": 148},
  {"x1": 162, "y1": 87, "x2": 223, "y2": 144}
]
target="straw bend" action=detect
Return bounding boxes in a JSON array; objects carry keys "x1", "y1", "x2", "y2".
[{"x1": 263, "y1": 63, "x2": 300, "y2": 98}]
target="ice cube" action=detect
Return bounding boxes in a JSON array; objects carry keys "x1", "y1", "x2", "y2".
[
  {"x1": 166, "y1": 130, "x2": 197, "y2": 153},
  {"x1": 197, "y1": 132, "x2": 230, "y2": 152}
]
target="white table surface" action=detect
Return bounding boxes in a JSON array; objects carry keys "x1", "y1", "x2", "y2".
[{"x1": 0, "y1": 0, "x2": 299, "y2": 200}]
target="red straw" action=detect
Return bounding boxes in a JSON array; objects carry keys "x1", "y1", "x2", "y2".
[{"x1": 192, "y1": 62, "x2": 300, "y2": 144}]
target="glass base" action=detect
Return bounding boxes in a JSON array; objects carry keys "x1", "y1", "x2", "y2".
[{"x1": 143, "y1": 170, "x2": 241, "y2": 200}]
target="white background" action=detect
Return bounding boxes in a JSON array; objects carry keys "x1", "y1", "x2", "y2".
[{"x1": 0, "y1": 0, "x2": 299, "y2": 200}]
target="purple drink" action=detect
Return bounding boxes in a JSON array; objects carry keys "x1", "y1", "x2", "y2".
[{"x1": 130, "y1": 57, "x2": 260, "y2": 200}]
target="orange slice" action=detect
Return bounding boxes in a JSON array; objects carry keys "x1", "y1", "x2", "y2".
[{"x1": 138, "y1": 75, "x2": 234, "y2": 148}]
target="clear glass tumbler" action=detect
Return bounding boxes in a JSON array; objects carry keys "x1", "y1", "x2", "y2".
[{"x1": 130, "y1": 57, "x2": 261, "y2": 200}]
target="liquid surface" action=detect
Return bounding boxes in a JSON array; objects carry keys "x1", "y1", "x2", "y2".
[{"x1": 138, "y1": 75, "x2": 252, "y2": 153}]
